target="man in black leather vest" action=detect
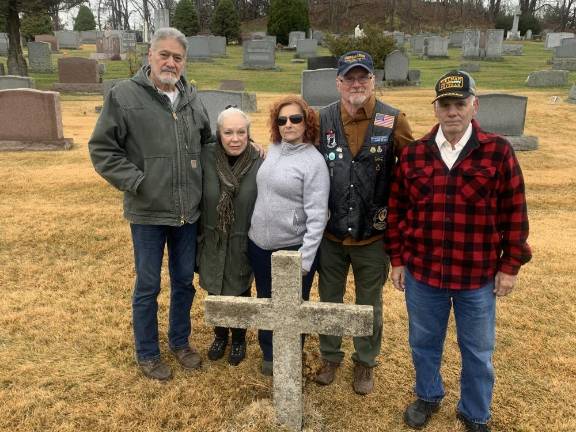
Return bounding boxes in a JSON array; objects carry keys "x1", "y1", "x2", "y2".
[{"x1": 314, "y1": 51, "x2": 414, "y2": 395}]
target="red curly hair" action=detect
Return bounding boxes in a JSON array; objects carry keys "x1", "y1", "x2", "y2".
[{"x1": 268, "y1": 95, "x2": 318, "y2": 144}]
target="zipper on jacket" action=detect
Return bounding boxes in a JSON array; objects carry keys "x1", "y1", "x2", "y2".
[{"x1": 172, "y1": 107, "x2": 185, "y2": 225}]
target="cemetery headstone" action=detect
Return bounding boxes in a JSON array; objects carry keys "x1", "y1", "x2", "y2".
[
  {"x1": 307, "y1": 56, "x2": 338, "y2": 70},
  {"x1": 122, "y1": 32, "x2": 137, "y2": 52},
  {"x1": 186, "y1": 36, "x2": 212, "y2": 61},
  {"x1": 27, "y1": 42, "x2": 53, "y2": 73},
  {"x1": 423, "y1": 36, "x2": 449, "y2": 58},
  {"x1": 545, "y1": 32, "x2": 575, "y2": 49},
  {"x1": 507, "y1": 7, "x2": 521, "y2": 40},
  {"x1": 0, "y1": 33, "x2": 9, "y2": 55},
  {"x1": 35, "y1": 34, "x2": 59, "y2": 52},
  {"x1": 241, "y1": 39, "x2": 277, "y2": 70},
  {"x1": 0, "y1": 75, "x2": 35, "y2": 90},
  {"x1": 525, "y1": 70, "x2": 569, "y2": 87},
  {"x1": 485, "y1": 29, "x2": 504, "y2": 59},
  {"x1": 384, "y1": 50, "x2": 409, "y2": 81},
  {"x1": 53, "y1": 57, "x2": 102, "y2": 92},
  {"x1": 296, "y1": 39, "x2": 318, "y2": 58},
  {"x1": 411, "y1": 34, "x2": 428, "y2": 55},
  {"x1": 460, "y1": 62, "x2": 481, "y2": 73},
  {"x1": 407, "y1": 69, "x2": 421, "y2": 84},
  {"x1": 198, "y1": 90, "x2": 257, "y2": 133},
  {"x1": 54, "y1": 30, "x2": 81, "y2": 49},
  {"x1": 80, "y1": 30, "x2": 102, "y2": 44},
  {"x1": 312, "y1": 30, "x2": 324, "y2": 45},
  {"x1": 219, "y1": 80, "x2": 245, "y2": 91},
  {"x1": 154, "y1": 9, "x2": 170, "y2": 31},
  {"x1": 502, "y1": 44, "x2": 523, "y2": 55},
  {"x1": 0, "y1": 89, "x2": 73, "y2": 151},
  {"x1": 288, "y1": 31, "x2": 306, "y2": 49},
  {"x1": 476, "y1": 94, "x2": 538, "y2": 151},
  {"x1": 0, "y1": 64, "x2": 4, "y2": 76},
  {"x1": 208, "y1": 35, "x2": 226, "y2": 57},
  {"x1": 205, "y1": 250, "x2": 373, "y2": 431},
  {"x1": 301, "y1": 68, "x2": 339, "y2": 108},
  {"x1": 462, "y1": 29, "x2": 481, "y2": 58},
  {"x1": 449, "y1": 31, "x2": 465, "y2": 48},
  {"x1": 567, "y1": 84, "x2": 576, "y2": 104},
  {"x1": 525, "y1": 29, "x2": 533, "y2": 40}
]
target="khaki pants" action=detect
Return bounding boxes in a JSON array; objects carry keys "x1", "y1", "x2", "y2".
[{"x1": 317, "y1": 237, "x2": 390, "y2": 367}]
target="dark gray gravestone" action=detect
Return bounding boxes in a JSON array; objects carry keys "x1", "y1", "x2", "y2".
[
  {"x1": 54, "y1": 30, "x2": 81, "y2": 49},
  {"x1": 475, "y1": 94, "x2": 538, "y2": 151},
  {"x1": 449, "y1": 31, "x2": 465, "y2": 48},
  {"x1": 567, "y1": 84, "x2": 576, "y2": 104},
  {"x1": 485, "y1": 29, "x2": 504, "y2": 59},
  {"x1": 208, "y1": 35, "x2": 226, "y2": 57},
  {"x1": 205, "y1": 251, "x2": 373, "y2": 431},
  {"x1": 301, "y1": 68, "x2": 339, "y2": 108},
  {"x1": 28, "y1": 42, "x2": 53, "y2": 73},
  {"x1": 307, "y1": 56, "x2": 337, "y2": 70},
  {"x1": 312, "y1": 30, "x2": 324, "y2": 45},
  {"x1": 186, "y1": 36, "x2": 213, "y2": 62},
  {"x1": 198, "y1": 90, "x2": 257, "y2": 133},
  {"x1": 0, "y1": 75, "x2": 35, "y2": 90},
  {"x1": 411, "y1": 34, "x2": 427, "y2": 55},
  {"x1": 384, "y1": 50, "x2": 409, "y2": 81},
  {"x1": 423, "y1": 36, "x2": 449, "y2": 58},
  {"x1": 219, "y1": 80, "x2": 245, "y2": 91},
  {"x1": 296, "y1": 39, "x2": 318, "y2": 58},
  {"x1": 552, "y1": 59, "x2": 576, "y2": 70},
  {"x1": 80, "y1": 30, "x2": 103, "y2": 44},
  {"x1": 408, "y1": 69, "x2": 421, "y2": 84},
  {"x1": 526, "y1": 70, "x2": 569, "y2": 87},
  {"x1": 462, "y1": 29, "x2": 481, "y2": 59},
  {"x1": 241, "y1": 39, "x2": 277, "y2": 70},
  {"x1": 502, "y1": 44, "x2": 523, "y2": 55},
  {"x1": 553, "y1": 43, "x2": 576, "y2": 58}
]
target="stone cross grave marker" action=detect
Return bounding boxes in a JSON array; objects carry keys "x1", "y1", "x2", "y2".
[
  {"x1": 205, "y1": 251, "x2": 373, "y2": 431},
  {"x1": 508, "y1": 6, "x2": 521, "y2": 40}
]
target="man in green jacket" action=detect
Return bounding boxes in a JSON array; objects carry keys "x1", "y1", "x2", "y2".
[{"x1": 88, "y1": 27, "x2": 212, "y2": 381}]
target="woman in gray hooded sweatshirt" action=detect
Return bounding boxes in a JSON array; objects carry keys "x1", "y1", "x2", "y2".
[{"x1": 248, "y1": 95, "x2": 330, "y2": 376}]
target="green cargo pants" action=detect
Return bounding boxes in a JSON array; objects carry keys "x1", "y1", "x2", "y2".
[{"x1": 317, "y1": 237, "x2": 390, "y2": 367}]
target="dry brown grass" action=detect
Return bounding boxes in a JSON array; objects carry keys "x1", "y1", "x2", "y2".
[{"x1": 0, "y1": 89, "x2": 575, "y2": 432}]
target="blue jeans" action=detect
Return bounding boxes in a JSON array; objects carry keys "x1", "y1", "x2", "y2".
[
  {"x1": 247, "y1": 239, "x2": 318, "y2": 362},
  {"x1": 130, "y1": 223, "x2": 197, "y2": 361},
  {"x1": 404, "y1": 269, "x2": 496, "y2": 424}
]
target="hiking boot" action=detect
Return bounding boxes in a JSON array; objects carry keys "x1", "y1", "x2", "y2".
[
  {"x1": 228, "y1": 341, "x2": 246, "y2": 366},
  {"x1": 207, "y1": 337, "x2": 228, "y2": 361},
  {"x1": 404, "y1": 399, "x2": 441, "y2": 429},
  {"x1": 457, "y1": 412, "x2": 491, "y2": 432},
  {"x1": 353, "y1": 363, "x2": 374, "y2": 395},
  {"x1": 171, "y1": 345, "x2": 202, "y2": 370},
  {"x1": 261, "y1": 360, "x2": 273, "y2": 376},
  {"x1": 314, "y1": 359, "x2": 340, "y2": 385},
  {"x1": 137, "y1": 358, "x2": 172, "y2": 381}
]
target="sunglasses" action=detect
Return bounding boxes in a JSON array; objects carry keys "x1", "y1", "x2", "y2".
[{"x1": 276, "y1": 114, "x2": 304, "y2": 126}]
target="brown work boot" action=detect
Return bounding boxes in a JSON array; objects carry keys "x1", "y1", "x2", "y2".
[
  {"x1": 353, "y1": 363, "x2": 374, "y2": 395},
  {"x1": 138, "y1": 358, "x2": 172, "y2": 381},
  {"x1": 171, "y1": 346, "x2": 202, "y2": 370},
  {"x1": 314, "y1": 359, "x2": 340, "y2": 385}
]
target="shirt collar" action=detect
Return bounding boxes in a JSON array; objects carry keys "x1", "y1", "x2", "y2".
[
  {"x1": 435, "y1": 122, "x2": 473, "y2": 151},
  {"x1": 340, "y1": 94, "x2": 376, "y2": 125}
]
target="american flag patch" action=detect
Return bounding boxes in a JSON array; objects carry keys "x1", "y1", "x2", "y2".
[{"x1": 374, "y1": 113, "x2": 395, "y2": 128}]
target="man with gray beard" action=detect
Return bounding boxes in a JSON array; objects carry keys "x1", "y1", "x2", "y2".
[
  {"x1": 314, "y1": 51, "x2": 414, "y2": 394},
  {"x1": 89, "y1": 28, "x2": 212, "y2": 381}
]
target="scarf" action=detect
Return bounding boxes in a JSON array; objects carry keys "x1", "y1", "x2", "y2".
[{"x1": 215, "y1": 142, "x2": 257, "y2": 236}]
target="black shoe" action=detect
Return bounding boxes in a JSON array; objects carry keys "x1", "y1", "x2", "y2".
[
  {"x1": 457, "y1": 412, "x2": 490, "y2": 432},
  {"x1": 207, "y1": 337, "x2": 227, "y2": 361},
  {"x1": 228, "y1": 341, "x2": 246, "y2": 366},
  {"x1": 404, "y1": 399, "x2": 441, "y2": 429}
]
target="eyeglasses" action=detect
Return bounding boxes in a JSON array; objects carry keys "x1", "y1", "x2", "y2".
[
  {"x1": 339, "y1": 75, "x2": 373, "y2": 86},
  {"x1": 276, "y1": 114, "x2": 304, "y2": 126}
]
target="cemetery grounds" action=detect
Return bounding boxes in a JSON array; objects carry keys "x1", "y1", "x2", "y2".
[{"x1": 0, "y1": 43, "x2": 575, "y2": 431}]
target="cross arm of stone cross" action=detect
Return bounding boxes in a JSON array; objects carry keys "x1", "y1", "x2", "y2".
[{"x1": 204, "y1": 250, "x2": 373, "y2": 432}]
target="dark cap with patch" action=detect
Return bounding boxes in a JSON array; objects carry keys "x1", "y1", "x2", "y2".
[
  {"x1": 337, "y1": 51, "x2": 374, "y2": 76},
  {"x1": 432, "y1": 70, "x2": 476, "y2": 103}
]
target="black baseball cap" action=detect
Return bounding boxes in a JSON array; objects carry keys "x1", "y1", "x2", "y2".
[
  {"x1": 432, "y1": 70, "x2": 477, "y2": 103},
  {"x1": 337, "y1": 51, "x2": 374, "y2": 76}
]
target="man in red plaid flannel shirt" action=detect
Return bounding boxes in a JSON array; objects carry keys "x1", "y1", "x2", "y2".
[{"x1": 386, "y1": 71, "x2": 531, "y2": 432}]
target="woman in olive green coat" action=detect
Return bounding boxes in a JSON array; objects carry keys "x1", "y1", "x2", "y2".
[{"x1": 198, "y1": 107, "x2": 262, "y2": 366}]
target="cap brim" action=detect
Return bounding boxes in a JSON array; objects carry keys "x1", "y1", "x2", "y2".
[
  {"x1": 338, "y1": 64, "x2": 373, "y2": 77},
  {"x1": 431, "y1": 91, "x2": 474, "y2": 103}
]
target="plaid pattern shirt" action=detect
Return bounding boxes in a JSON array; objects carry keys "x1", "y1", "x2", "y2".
[{"x1": 386, "y1": 120, "x2": 532, "y2": 289}]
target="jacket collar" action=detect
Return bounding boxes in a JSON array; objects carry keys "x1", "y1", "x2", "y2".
[{"x1": 132, "y1": 65, "x2": 197, "y2": 108}]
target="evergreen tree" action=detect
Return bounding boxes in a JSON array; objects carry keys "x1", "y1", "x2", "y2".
[
  {"x1": 172, "y1": 0, "x2": 200, "y2": 36},
  {"x1": 20, "y1": 13, "x2": 52, "y2": 41},
  {"x1": 267, "y1": 0, "x2": 309, "y2": 46},
  {"x1": 210, "y1": 0, "x2": 240, "y2": 43},
  {"x1": 73, "y1": 4, "x2": 96, "y2": 31}
]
